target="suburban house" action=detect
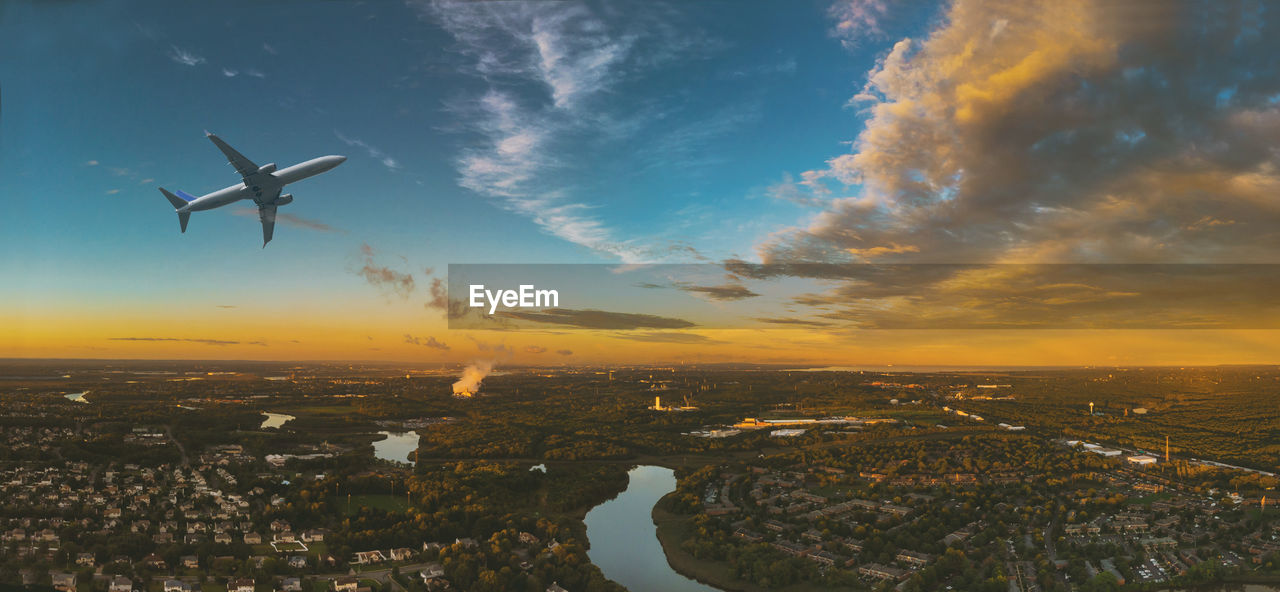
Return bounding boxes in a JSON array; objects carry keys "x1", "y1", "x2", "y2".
[
  {"x1": 420, "y1": 563, "x2": 445, "y2": 581},
  {"x1": 50, "y1": 572, "x2": 76, "y2": 592}
]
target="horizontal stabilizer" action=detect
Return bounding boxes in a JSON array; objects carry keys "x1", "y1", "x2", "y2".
[{"x1": 160, "y1": 188, "x2": 193, "y2": 233}]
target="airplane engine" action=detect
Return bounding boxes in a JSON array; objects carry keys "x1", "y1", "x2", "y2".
[
  {"x1": 257, "y1": 163, "x2": 277, "y2": 174},
  {"x1": 273, "y1": 194, "x2": 293, "y2": 206}
]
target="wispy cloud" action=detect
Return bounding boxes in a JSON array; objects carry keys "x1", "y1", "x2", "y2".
[
  {"x1": 353, "y1": 243, "x2": 415, "y2": 299},
  {"x1": 610, "y1": 331, "x2": 721, "y2": 344},
  {"x1": 466, "y1": 336, "x2": 513, "y2": 356},
  {"x1": 828, "y1": 0, "x2": 891, "y2": 48},
  {"x1": 109, "y1": 336, "x2": 265, "y2": 346},
  {"x1": 417, "y1": 1, "x2": 716, "y2": 263},
  {"x1": 633, "y1": 100, "x2": 762, "y2": 173},
  {"x1": 675, "y1": 282, "x2": 759, "y2": 301},
  {"x1": 722, "y1": 57, "x2": 798, "y2": 80},
  {"x1": 425, "y1": 277, "x2": 449, "y2": 311},
  {"x1": 404, "y1": 334, "x2": 450, "y2": 350},
  {"x1": 168, "y1": 45, "x2": 205, "y2": 66},
  {"x1": 262, "y1": 43, "x2": 277, "y2": 55},
  {"x1": 752, "y1": 316, "x2": 834, "y2": 328},
  {"x1": 222, "y1": 68, "x2": 238, "y2": 77},
  {"x1": 335, "y1": 131, "x2": 400, "y2": 171},
  {"x1": 495, "y1": 307, "x2": 695, "y2": 330}
]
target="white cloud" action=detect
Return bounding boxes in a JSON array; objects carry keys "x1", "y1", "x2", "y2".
[
  {"x1": 335, "y1": 131, "x2": 401, "y2": 172},
  {"x1": 762, "y1": 0, "x2": 1280, "y2": 267},
  {"x1": 244, "y1": 68, "x2": 265, "y2": 78},
  {"x1": 527, "y1": 8, "x2": 635, "y2": 110},
  {"x1": 85, "y1": 160, "x2": 99, "y2": 166},
  {"x1": 168, "y1": 45, "x2": 205, "y2": 66},
  {"x1": 222, "y1": 68, "x2": 238, "y2": 77},
  {"x1": 828, "y1": 0, "x2": 890, "y2": 48},
  {"x1": 415, "y1": 0, "x2": 718, "y2": 262}
]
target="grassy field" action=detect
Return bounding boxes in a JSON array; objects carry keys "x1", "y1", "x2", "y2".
[
  {"x1": 342, "y1": 493, "x2": 410, "y2": 515},
  {"x1": 1128, "y1": 491, "x2": 1175, "y2": 505},
  {"x1": 284, "y1": 405, "x2": 358, "y2": 416}
]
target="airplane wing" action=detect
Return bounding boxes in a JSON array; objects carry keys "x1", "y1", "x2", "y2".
[
  {"x1": 259, "y1": 203, "x2": 277, "y2": 247},
  {"x1": 206, "y1": 132, "x2": 260, "y2": 180}
]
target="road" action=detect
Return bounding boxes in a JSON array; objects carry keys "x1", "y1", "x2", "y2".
[
  {"x1": 132, "y1": 562, "x2": 433, "y2": 587},
  {"x1": 165, "y1": 424, "x2": 190, "y2": 466}
]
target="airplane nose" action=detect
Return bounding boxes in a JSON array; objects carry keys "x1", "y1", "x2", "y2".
[{"x1": 336, "y1": 156, "x2": 347, "y2": 164}]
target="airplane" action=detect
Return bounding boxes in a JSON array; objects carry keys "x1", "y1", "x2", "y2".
[{"x1": 159, "y1": 132, "x2": 346, "y2": 247}]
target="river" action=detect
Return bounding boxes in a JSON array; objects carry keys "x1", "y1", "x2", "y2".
[
  {"x1": 373, "y1": 431, "x2": 419, "y2": 464},
  {"x1": 584, "y1": 465, "x2": 721, "y2": 592}
]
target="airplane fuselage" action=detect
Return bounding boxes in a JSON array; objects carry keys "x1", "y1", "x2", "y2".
[
  {"x1": 177, "y1": 155, "x2": 346, "y2": 213},
  {"x1": 161, "y1": 133, "x2": 346, "y2": 246}
]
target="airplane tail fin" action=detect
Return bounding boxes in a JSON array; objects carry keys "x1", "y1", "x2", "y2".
[
  {"x1": 159, "y1": 187, "x2": 193, "y2": 233},
  {"x1": 159, "y1": 187, "x2": 187, "y2": 209}
]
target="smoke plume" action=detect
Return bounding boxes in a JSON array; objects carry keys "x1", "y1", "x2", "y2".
[{"x1": 452, "y1": 360, "x2": 494, "y2": 397}]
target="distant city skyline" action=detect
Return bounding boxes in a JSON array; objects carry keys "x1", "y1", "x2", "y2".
[{"x1": 4, "y1": 0, "x2": 1280, "y2": 365}]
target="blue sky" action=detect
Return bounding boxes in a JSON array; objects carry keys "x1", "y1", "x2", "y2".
[
  {"x1": 0, "y1": 1, "x2": 927, "y2": 294},
  {"x1": 7, "y1": 0, "x2": 1279, "y2": 364}
]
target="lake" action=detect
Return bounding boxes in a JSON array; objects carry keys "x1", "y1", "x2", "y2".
[
  {"x1": 64, "y1": 392, "x2": 89, "y2": 404},
  {"x1": 373, "y1": 431, "x2": 419, "y2": 464},
  {"x1": 260, "y1": 412, "x2": 294, "y2": 429},
  {"x1": 584, "y1": 465, "x2": 721, "y2": 592}
]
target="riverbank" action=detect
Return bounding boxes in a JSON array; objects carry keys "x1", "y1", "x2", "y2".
[
  {"x1": 651, "y1": 493, "x2": 860, "y2": 592},
  {"x1": 650, "y1": 496, "x2": 1280, "y2": 592},
  {"x1": 651, "y1": 493, "x2": 750, "y2": 592},
  {"x1": 1158, "y1": 584, "x2": 1280, "y2": 592}
]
